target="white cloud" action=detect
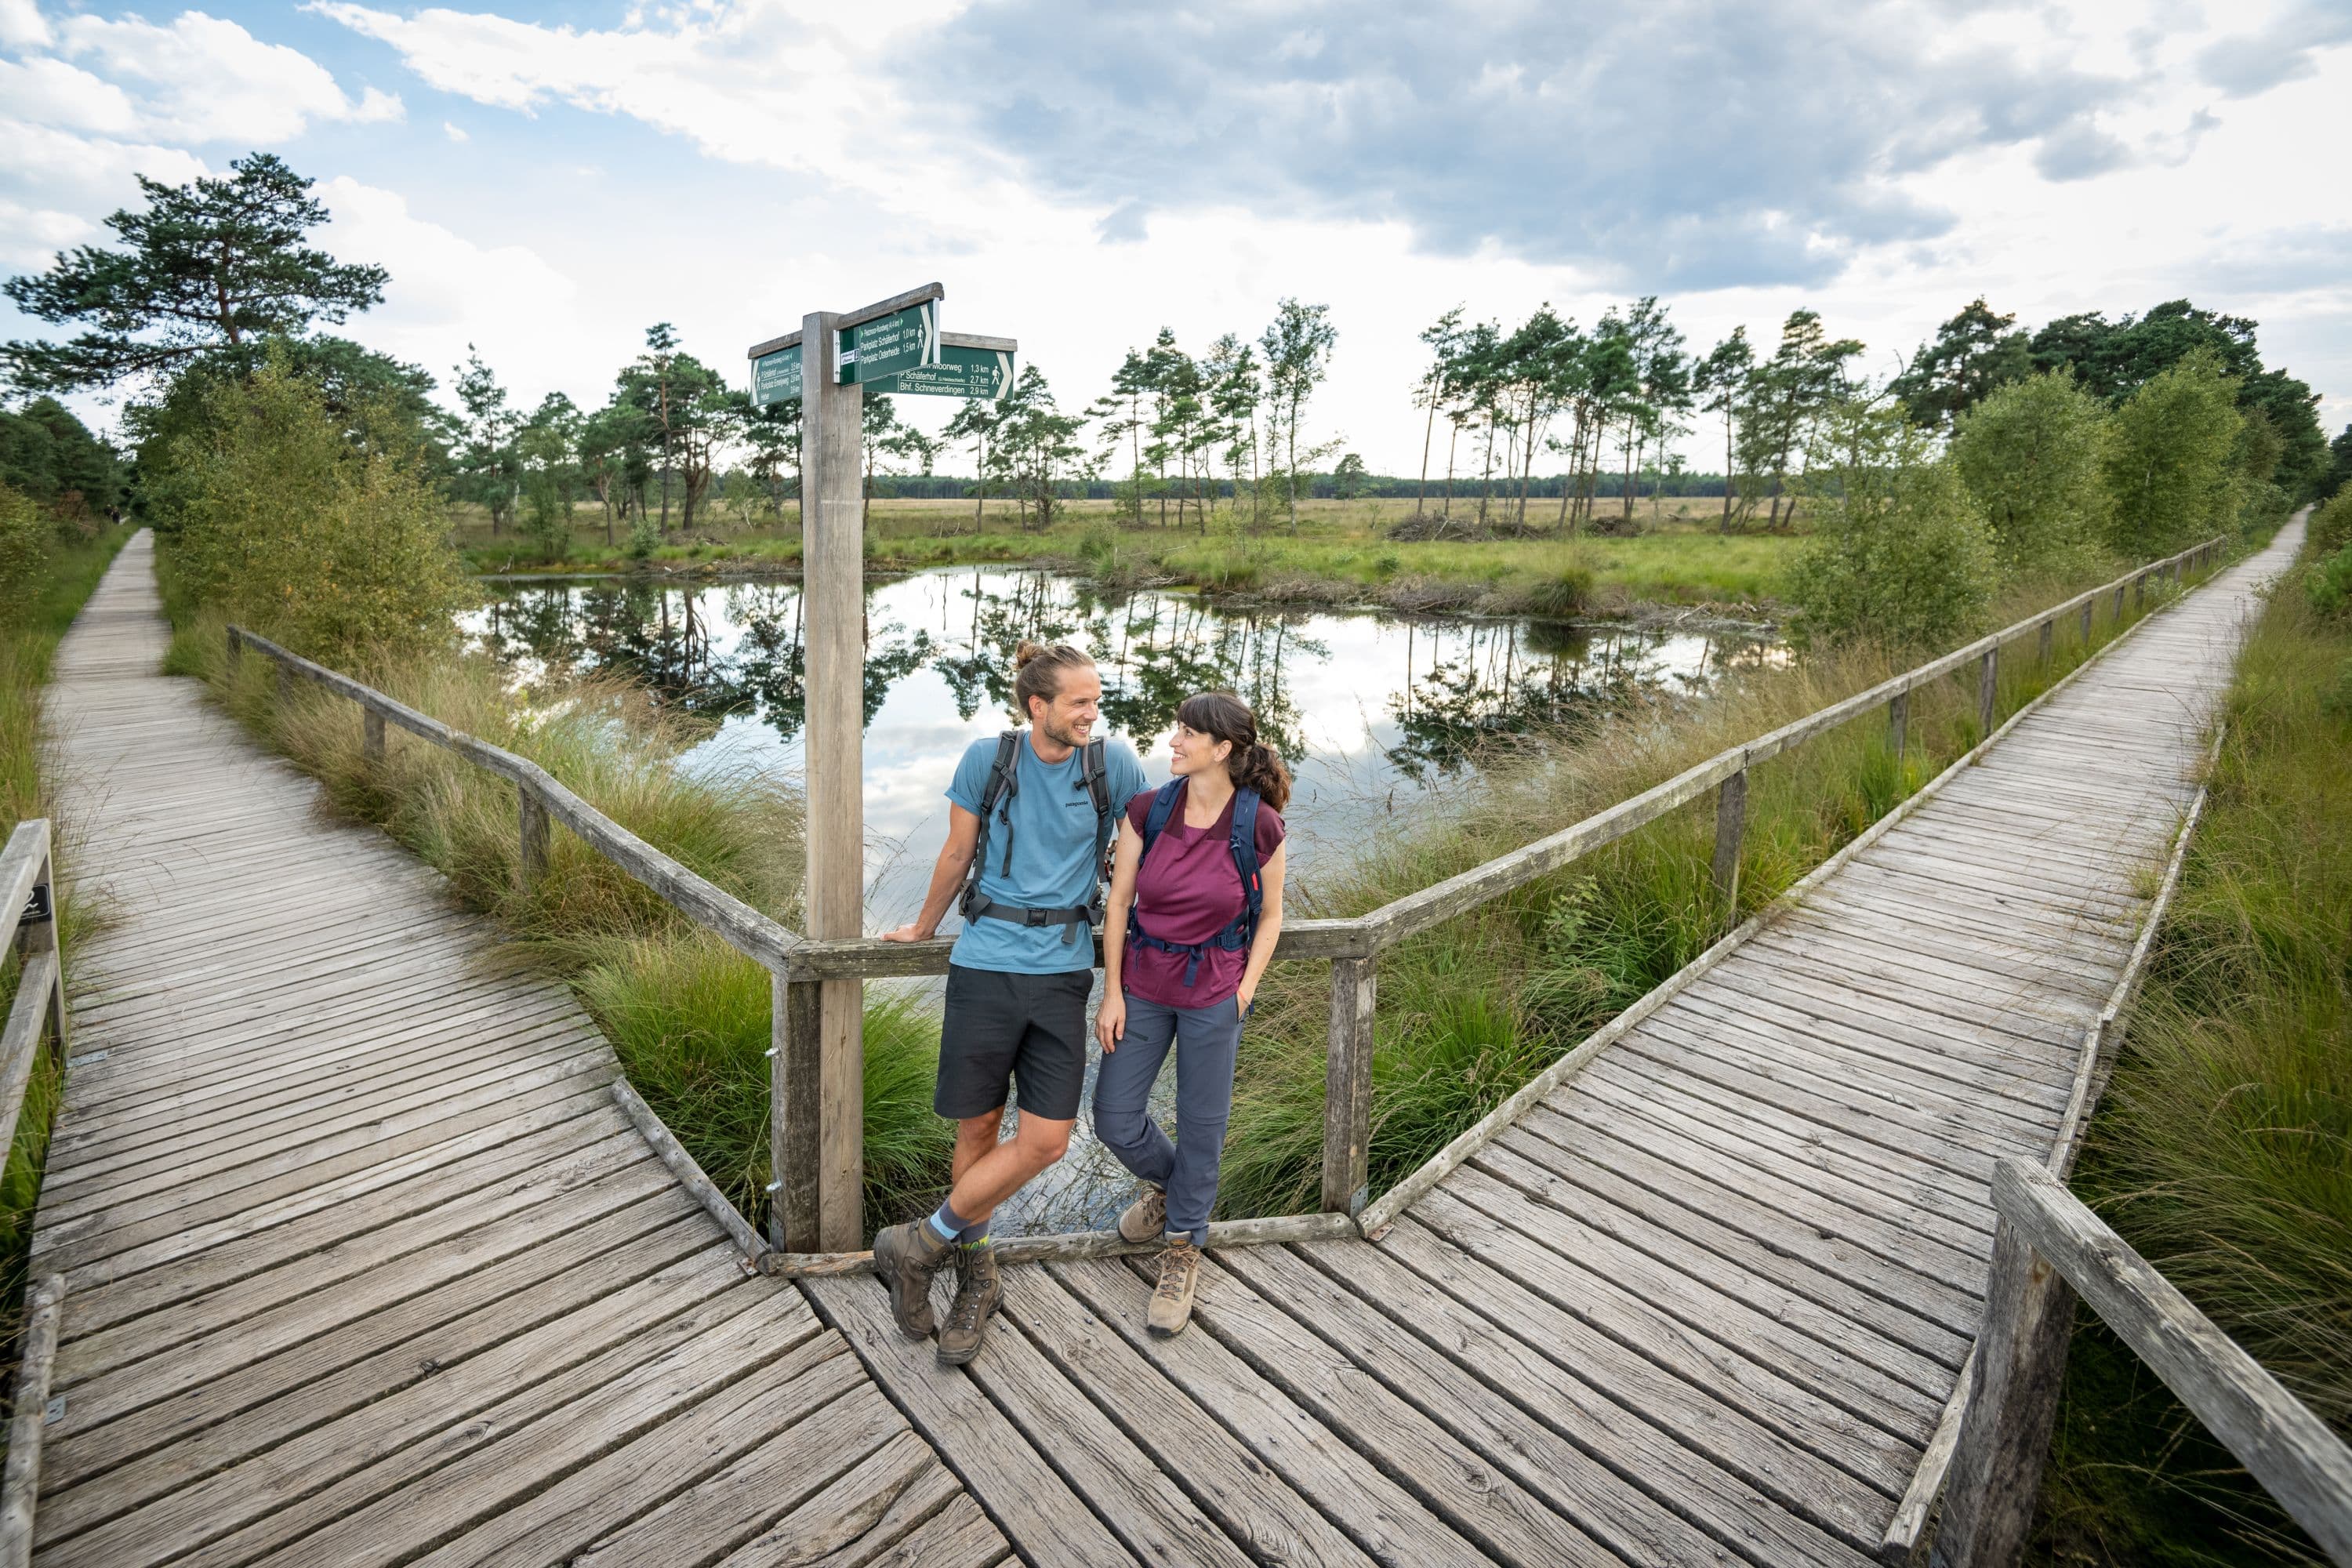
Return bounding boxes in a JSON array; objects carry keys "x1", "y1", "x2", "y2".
[
  {"x1": 0, "y1": 55, "x2": 139, "y2": 135},
  {"x1": 443, "y1": 119, "x2": 467, "y2": 141},
  {"x1": 49, "y1": 10, "x2": 402, "y2": 144},
  {"x1": 0, "y1": 0, "x2": 50, "y2": 49},
  {"x1": 317, "y1": 175, "x2": 584, "y2": 399}
]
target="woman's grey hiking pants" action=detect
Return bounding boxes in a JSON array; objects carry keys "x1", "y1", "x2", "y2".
[{"x1": 1092, "y1": 991, "x2": 1243, "y2": 1246}]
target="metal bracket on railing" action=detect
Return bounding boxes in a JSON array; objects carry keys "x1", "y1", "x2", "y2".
[{"x1": 16, "y1": 883, "x2": 51, "y2": 931}]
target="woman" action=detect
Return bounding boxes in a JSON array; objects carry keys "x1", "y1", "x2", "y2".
[{"x1": 1093, "y1": 690, "x2": 1290, "y2": 1338}]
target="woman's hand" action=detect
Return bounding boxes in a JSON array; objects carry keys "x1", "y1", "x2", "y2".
[
  {"x1": 1234, "y1": 978, "x2": 1257, "y2": 1017},
  {"x1": 1095, "y1": 992, "x2": 1127, "y2": 1051}
]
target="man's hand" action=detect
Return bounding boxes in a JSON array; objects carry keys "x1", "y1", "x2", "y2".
[{"x1": 879, "y1": 923, "x2": 935, "y2": 944}]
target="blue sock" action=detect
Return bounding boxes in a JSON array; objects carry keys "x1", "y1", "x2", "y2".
[
  {"x1": 924, "y1": 1199, "x2": 969, "y2": 1245},
  {"x1": 959, "y1": 1218, "x2": 992, "y2": 1247}
]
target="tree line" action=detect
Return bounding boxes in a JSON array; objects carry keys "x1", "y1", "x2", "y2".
[{"x1": 2, "y1": 149, "x2": 2348, "y2": 652}]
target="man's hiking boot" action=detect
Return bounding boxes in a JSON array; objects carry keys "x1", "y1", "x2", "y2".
[
  {"x1": 935, "y1": 1243, "x2": 1003, "y2": 1367},
  {"x1": 873, "y1": 1219, "x2": 953, "y2": 1338},
  {"x1": 1117, "y1": 1183, "x2": 1167, "y2": 1244},
  {"x1": 1148, "y1": 1237, "x2": 1202, "y2": 1338}
]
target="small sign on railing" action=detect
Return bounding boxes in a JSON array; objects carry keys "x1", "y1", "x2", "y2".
[{"x1": 17, "y1": 882, "x2": 50, "y2": 930}]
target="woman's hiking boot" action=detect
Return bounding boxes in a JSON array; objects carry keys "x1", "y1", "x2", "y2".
[
  {"x1": 935, "y1": 1243, "x2": 1002, "y2": 1367},
  {"x1": 1117, "y1": 1183, "x2": 1168, "y2": 1244},
  {"x1": 872, "y1": 1219, "x2": 953, "y2": 1338},
  {"x1": 1148, "y1": 1237, "x2": 1201, "y2": 1338}
]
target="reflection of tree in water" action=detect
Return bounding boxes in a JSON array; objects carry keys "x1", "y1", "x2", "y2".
[
  {"x1": 1096, "y1": 598, "x2": 1321, "y2": 764},
  {"x1": 1383, "y1": 620, "x2": 1693, "y2": 783}
]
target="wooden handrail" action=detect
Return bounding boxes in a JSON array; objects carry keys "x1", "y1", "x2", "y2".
[
  {"x1": 225, "y1": 627, "x2": 802, "y2": 973},
  {"x1": 1933, "y1": 1159, "x2": 2352, "y2": 1567}
]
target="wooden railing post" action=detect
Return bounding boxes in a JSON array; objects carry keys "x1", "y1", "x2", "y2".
[
  {"x1": 2078, "y1": 598, "x2": 2093, "y2": 647},
  {"x1": 14, "y1": 838, "x2": 64, "y2": 1054},
  {"x1": 770, "y1": 973, "x2": 824, "y2": 1250},
  {"x1": 1711, "y1": 765, "x2": 1748, "y2": 926},
  {"x1": 2036, "y1": 619, "x2": 2053, "y2": 665},
  {"x1": 1932, "y1": 1212, "x2": 2078, "y2": 1568},
  {"x1": 362, "y1": 709, "x2": 386, "y2": 765},
  {"x1": 516, "y1": 786, "x2": 550, "y2": 891},
  {"x1": 2112, "y1": 583, "x2": 2126, "y2": 622},
  {"x1": 1888, "y1": 688, "x2": 1908, "y2": 757},
  {"x1": 1977, "y1": 648, "x2": 1998, "y2": 739},
  {"x1": 1321, "y1": 956, "x2": 1377, "y2": 1217},
  {"x1": 2133, "y1": 570, "x2": 2147, "y2": 612},
  {"x1": 224, "y1": 626, "x2": 241, "y2": 676}
]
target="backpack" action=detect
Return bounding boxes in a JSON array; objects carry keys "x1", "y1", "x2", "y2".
[
  {"x1": 959, "y1": 729, "x2": 1116, "y2": 946},
  {"x1": 1127, "y1": 778, "x2": 1265, "y2": 988}
]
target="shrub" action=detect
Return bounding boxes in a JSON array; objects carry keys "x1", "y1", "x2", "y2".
[
  {"x1": 1786, "y1": 399, "x2": 1998, "y2": 650},
  {"x1": 167, "y1": 355, "x2": 460, "y2": 658},
  {"x1": 2308, "y1": 543, "x2": 2352, "y2": 619},
  {"x1": 2311, "y1": 490, "x2": 2352, "y2": 558},
  {"x1": 1951, "y1": 370, "x2": 2107, "y2": 577},
  {"x1": 2102, "y1": 348, "x2": 2244, "y2": 556},
  {"x1": 0, "y1": 482, "x2": 45, "y2": 615}
]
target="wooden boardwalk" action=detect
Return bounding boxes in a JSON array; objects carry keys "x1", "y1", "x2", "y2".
[{"x1": 27, "y1": 524, "x2": 2296, "y2": 1565}]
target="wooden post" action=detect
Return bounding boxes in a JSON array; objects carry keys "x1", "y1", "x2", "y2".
[
  {"x1": 517, "y1": 787, "x2": 550, "y2": 891},
  {"x1": 1888, "y1": 688, "x2": 1908, "y2": 757},
  {"x1": 1978, "y1": 648, "x2": 1998, "y2": 739},
  {"x1": 2036, "y1": 619, "x2": 2053, "y2": 665},
  {"x1": 2133, "y1": 571, "x2": 2147, "y2": 612},
  {"x1": 2112, "y1": 583, "x2": 2126, "y2": 622},
  {"x1": 1711, "y1": 765, "x2": 1748, "y2": 927},
  {"x1": 1933, "y1": 1214, "x2": 2080, "y2": 1568},
  {"x1": 770, "y1": 974, "x2": 824, "y2": 1250},
  {"x1": 801, "y1": 308, "x2": 867, "y2": 1250},
  {"x1": 362, "y1": 709, "x2": 386, "y2": 766},
  {"x1": 15, "y1": 843, "x2": 64, "y2": 1054},
  {"x1": 1321, "y1": 956, "x2": 1377, "y2": 1216},
  {"x1": 224, "y1": 626, "x2": 241, "y2": 676},
  {"x1": 2078, "y1": 598, "x2": 2093, "y2": 647}
]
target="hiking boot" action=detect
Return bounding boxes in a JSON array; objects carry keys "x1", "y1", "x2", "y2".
[
  {"x1": 935, "y1": 1243, "x2": 1003, "y2": 1367},
  {"x1": 1117, "y1": 1184, "x2": 1168, "y2": 1244},
  {"x1": 872, "y1": 1219, "x2": 953, "y2": 1338},
  {"x1": 1148, "y1": 1237, "x2": 1202, "y2": 1338}
]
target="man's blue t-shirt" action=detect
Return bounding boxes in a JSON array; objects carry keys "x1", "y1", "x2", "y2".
[{"x1": 947, "y1": 731, "x2": 1149, "y2": 975}]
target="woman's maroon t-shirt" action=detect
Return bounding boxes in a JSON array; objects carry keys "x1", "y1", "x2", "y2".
[{"x1": 1122, "y1": 781, "x2": 1284, "y2": 1008}]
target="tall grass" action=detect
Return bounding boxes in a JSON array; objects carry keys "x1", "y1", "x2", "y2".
[
  {"x1": 161, "y1": 588, "x2": 952, "y2": 1236},
  {"x1": 1, "y1": 524, "x2": 133, "y2": 1384},
  {"x1": 2033, "y1": 548, "x2": 2350, "y2": 1566},
  {"x1": 1217, "y1": 561, "x2": 2194, "y2": 1218}
]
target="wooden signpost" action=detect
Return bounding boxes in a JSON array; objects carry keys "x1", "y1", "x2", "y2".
[{"x1": 746, "y1": 284, "x2": 1017, "y2": 1252}]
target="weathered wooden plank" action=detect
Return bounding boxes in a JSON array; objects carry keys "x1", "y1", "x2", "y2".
[
  {"x1": 1048, "y1": 1255, "x2": 1478, "y2": 1568},
  {"x1": 807, "y1": 1275, "x2": 1146, "y2": 1568},
  {"x1": 1217, "y1": 1242, "x2": 1878, "y2": 1565},
  {"x1": 713, "y1": 1442, "x2": 993, "y2": 1568},
  {"x1": 580, "y1": 1427, "x2": 938, "y2": 1568},
  {"x1": 1002, "y1": 1267, "x2": 1378, "y2": 1568}
]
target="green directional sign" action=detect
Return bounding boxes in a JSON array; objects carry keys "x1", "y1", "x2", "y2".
[
  {"x1": 873, "y1": 343, "x2": 1017, "y2": 402},
  {"x1": 750, "y1": 344, "x2": 800, "y2": 407},
  {"x1": 839, "y1": 299, "x2": 938, "y2": 385}
]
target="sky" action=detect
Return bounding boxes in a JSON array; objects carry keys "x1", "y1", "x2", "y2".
[{"x1": 3, "y1": 0, "x2": 2348, "y2": 476}]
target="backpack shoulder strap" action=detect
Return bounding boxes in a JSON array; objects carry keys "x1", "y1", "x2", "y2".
[
  {"x1": 1228, "y1": 789, "x2": 1265, "y2": 931},
  {"x1": 962, "y1": 731, "x2": 1025, "y2": 913},
  {"x1": 1139, "y1": 779, "x2": 1185, "y2": 862}
]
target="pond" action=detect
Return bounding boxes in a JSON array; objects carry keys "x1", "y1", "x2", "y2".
[{"x1": 463, "y1": 566, "x2": 1778, "y2": 1231}]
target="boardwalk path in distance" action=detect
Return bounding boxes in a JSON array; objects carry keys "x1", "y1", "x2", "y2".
[
  {"x1": 31, "y1": 530, "x2": 1010, "y2": 1567},
  {"x1": 27, "y1": 521, "x2": 2298, "y2": 1566}
]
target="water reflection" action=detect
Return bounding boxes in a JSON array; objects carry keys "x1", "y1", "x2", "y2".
[{"x1": 469, "y1": 566, "x2": 1771, "y2": 866}]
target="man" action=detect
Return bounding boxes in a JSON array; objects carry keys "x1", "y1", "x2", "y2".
[{"x1": 875, "y1": 640, "x2": 1148, "y2": 1364}]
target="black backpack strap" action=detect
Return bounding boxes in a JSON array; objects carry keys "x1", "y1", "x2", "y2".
[
  {"x1": 1138, "y1": 779, "x2": 1185, "y2": 862},
  {"x1": 1228, "y1": 788, "x2": 1265, "y2": 941},
  {"x1": 960, "y1": 730, "x2": 1022, "y2": 919}
]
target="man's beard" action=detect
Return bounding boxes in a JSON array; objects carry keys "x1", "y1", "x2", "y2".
[{"x1": 1039, "y1": 712, "x2": 1088, "y2": 750}]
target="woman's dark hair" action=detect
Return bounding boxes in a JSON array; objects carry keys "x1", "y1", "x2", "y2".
[
  {"x1": 1012, "y1": 641, "x2": 1094, "y2": 722},
  {"x1": 1175, "y1": 690, "x2": 1292, "y2": 815}
]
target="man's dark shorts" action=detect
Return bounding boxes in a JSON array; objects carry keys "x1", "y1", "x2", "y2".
[{"x1": 935, "y1": 964, "x2": 1092, "y2": 1122}]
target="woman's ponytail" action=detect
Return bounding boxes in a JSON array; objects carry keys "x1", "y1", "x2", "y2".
[
  {"x1": 1175, "y1": 691, "x2": 1291, "y2": 815},
  {"x1": 1234, "y1": 741, "x2": 1293, "y2": 815}
]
